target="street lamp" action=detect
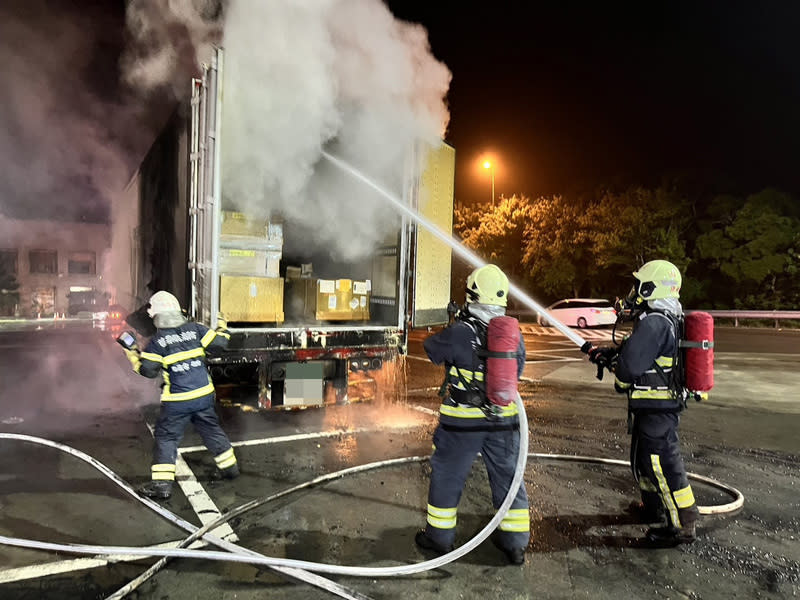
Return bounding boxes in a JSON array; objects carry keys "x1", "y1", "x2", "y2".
[{"x1": 483, "y1": 160, "x2": 495, "y2": 206}]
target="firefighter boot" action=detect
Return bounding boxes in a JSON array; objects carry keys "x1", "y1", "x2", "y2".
[
  {"x1": 221, "y1": 464, "x2": 240, "y2": 479},
  {"x1": 647, "y1": 506, "x2": 698, "y2": 546},
  {"x1": 645, "y1": 523, "x2": 697, "y2": 546},
  {"x1": 138, "y1": 481, "x2": 173, "y2": 500},
  {"x1": 491, "y1": 535, "x2": 526, "y2": 565},
  {"x1": 415, "y1": 531, "x2": 453, "y2": 556},
  {"x1": 626, "y1": 499, "x2": 666, "y2": 526}
]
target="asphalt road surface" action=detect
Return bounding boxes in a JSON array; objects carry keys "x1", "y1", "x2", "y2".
[{"x1": 1, "y1": 321, "x2": 798, "y2": 599}]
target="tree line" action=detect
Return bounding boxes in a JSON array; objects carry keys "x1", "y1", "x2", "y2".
[{"x1": 453, "y1": 187, "x2": 800, "y2": 310}]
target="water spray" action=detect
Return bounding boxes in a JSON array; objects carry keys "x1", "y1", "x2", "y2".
[
  {"x1": 320, "y1": 150, "x2": 587, "y2": 348},
  {"x1": 0, "y1": 152, "x2": 743, "y2": 599}
]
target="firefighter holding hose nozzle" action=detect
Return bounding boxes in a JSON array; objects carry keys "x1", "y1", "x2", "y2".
[
  {"x1": 584, "y1": 260, "x2": 700, "y2": 546},
  {"x1": 416, "y1": 264, "x2": 530, "y2": 565},
  {"x1": 118, "y1": 291, "x2": 239, "y2": 500}
]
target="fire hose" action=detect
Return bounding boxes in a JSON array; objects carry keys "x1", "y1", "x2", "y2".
[
  {"x1": 0, "y1": 153, "x2": 743, "y2": 598},
  {"x1": 0, "y1": 424, "x2": 742, "y2": 599}
]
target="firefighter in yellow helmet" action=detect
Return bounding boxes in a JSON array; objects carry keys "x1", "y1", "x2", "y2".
[
  {"x1": 587, "y1": 260, "x2": 699, "y2": 546},
  {"x1": 122, "y1": 291, "x2": 238, "y2": 499},
  {"x1": 415, "y1": 265, "x2": 530, "y2": 564}
]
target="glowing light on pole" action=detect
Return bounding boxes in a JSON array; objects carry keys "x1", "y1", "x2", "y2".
[{"x1": 483, "y1": 160, "x2": 495, "y2": 206}]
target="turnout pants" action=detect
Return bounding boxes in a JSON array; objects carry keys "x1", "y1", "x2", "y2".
[
  {"x1": 150, "y1": 394, "x2": 236, "y2": 483},
  {"x1": 425, "y1": 422, "x2": 530, "y2": 551},
  {"x1": 630, "y1": 411, "x2": 699, "y2": 529}
]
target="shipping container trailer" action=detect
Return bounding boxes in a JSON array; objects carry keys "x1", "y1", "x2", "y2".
[{"x1": 131, "y1": 48, "x2": 455, "y2": 409}]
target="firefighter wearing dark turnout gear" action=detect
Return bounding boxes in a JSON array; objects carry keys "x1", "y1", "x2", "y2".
[
  {"x1": 592, "y1": 260, "x2": 699, "y2": 546},
  {"x1": 416, "y1": 265, "x2": 530, "y2": 565},
  {"x1": 127, "y1": 292, "x2": 238, "y2": 499}
]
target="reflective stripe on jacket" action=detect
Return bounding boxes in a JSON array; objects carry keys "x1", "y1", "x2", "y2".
[
  {"x1": 138, "y1": 322, "x2": 229, "y2": 402},
  {"x1": 615, "y1": 311, "x2": 682, "y2": 412},
  {"x1": 424, "y1": 316, "x2": 525, "y2": 426}
]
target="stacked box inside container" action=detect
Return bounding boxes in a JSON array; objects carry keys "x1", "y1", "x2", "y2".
[{"x1": 219, "y1": 211, "x2": 284, "y2": 322}]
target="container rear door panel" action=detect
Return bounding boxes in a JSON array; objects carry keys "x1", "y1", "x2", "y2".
[{"x1": 411, "y1": 142, "x2": 455, "y2": 327}]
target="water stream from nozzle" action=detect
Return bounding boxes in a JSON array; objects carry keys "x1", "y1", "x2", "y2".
[{"x1": 320, "y1": 150, "x2": 587, "y2": 347}]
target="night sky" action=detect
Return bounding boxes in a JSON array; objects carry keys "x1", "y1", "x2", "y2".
[
  {"x1": 3, "y1": 1, "x2": 800, "y2": 221},
  {"x1": 387, "y1": 1, "x2": 800, "y2": 204}
]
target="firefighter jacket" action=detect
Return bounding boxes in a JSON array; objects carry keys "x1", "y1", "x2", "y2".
[
  {"x1": 614, "y1": 309, "x2": 682, "y2": 412},
  {"x1": 137, "y1": 322, "x2": 231, "y2": 402},
  {"x1": 423, "y1": 312, "x2": 526, "y2": 428}
]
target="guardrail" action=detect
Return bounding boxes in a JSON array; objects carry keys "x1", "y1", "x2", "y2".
[
  {"x1": 687, "y1": 310, "x2": 800, "y2": 328},
  {"x1": 508, "y1": 309, "x2": 800, "y2": 329}
]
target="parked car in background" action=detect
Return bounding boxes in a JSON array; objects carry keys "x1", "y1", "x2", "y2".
[
  {"x1": 537, "y1": 298, "x2": 617, "y2": 328},
  {"x1": 93, "y1": 304, "x2": 128, "y2": 334}
]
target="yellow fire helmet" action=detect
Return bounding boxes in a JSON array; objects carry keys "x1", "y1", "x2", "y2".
[
  {"x1": 633, "y1": 260, "x2": 682, "y2": 301},
  {"x1": 147, "y1": 291, "x2": 181, "y2": 317},
  {"x1": 465, "y1": 264, "x2": 509, "y2": 307}
]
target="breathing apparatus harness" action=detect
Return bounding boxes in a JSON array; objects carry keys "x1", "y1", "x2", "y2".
[
  {"x1": 438, "y1": 303, "x2": 522, "y2": 421},
  {"x1": 586, "y1": 290, "x2": 714, "y2": 436},
  {"x1": 438, "y1": 305, "x2": 495, "y2": 419}
]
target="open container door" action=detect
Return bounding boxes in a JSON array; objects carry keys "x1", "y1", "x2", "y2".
[
  {"x1": 410, "y1": 141, "x2": 456, "y2": 328},
  {"x1": 188, "y1": 48, "x2": 223, "y2": 326}
]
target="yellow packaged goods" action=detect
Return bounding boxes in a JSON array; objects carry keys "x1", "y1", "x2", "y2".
[
  {"x1": 220, "y1": 211, "x2": 267, "y2": 238},
  {"x1": 219, "y1": 248, "x2": 268, "y2": 275},
  {"x1": 219, "y1": 276, "x2": 284, "y2": 322},
  {"x1": 315, "y1": 278, "x2": 370, "y2": 321}
]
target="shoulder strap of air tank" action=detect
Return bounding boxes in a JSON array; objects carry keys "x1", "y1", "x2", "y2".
[{"x1": 647, "y1": 310, "x2": 687, "y2": 406}]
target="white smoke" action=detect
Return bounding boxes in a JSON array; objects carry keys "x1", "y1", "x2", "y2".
[
  {"x1": 0, "y1": 3, "x2": 140, "y2": 223},
  {"x1": 220, "y1": 0, "x2": 451, "y2": 259},
  {"x1": 121, "y1": 0, "x2": 223, "y2": 96},
  {"x1": 123, "y1": 0, "x2": 451, "y2": 260}
]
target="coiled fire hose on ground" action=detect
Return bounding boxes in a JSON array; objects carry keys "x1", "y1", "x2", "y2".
[{"x1": 0, "y1": 414, "x2": 742, "y2": 599}]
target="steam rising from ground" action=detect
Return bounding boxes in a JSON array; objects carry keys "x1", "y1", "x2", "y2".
[{"x1": 124, "y1": 0, "x2": 451, "y2": 260}]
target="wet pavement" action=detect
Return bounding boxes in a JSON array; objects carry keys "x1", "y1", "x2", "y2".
[{"x1": 0, "y1": 324, "x2": 799, "y2": 599}]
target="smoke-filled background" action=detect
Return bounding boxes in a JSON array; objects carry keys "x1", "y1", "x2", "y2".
[
  {"x1": 0, "y1": 2, "x2": 158, "y2": 223},
  {"x1": 122, "y1": 0, "x2": 451, "y2": 260}
]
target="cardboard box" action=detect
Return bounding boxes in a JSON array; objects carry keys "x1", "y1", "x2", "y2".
[
  {"x1": 219, "y1": 248, "x2": 267, "y2": 275},
  {"x1": 219, "y1": 276, "x2": 284, "y2": 322},
  {"x1": 220, "y1": 211, "x2": 267, "y2": 238},
  {"x1": 219, "y1": 248, "x2": 281, "y2": 277},
  {"x1": 315, "y1": 279, "x2": 370, "y2": 321},
  {"x1": 285, "y1": 263, "x2": 313, "y2": 281}
]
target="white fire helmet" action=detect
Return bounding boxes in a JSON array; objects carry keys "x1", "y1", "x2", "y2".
[
  {"x1": 147, "y1": 291, "x2": 181, "y2": 317},
  {"x1": 465, "y1": 264, "x2": 509, "y2": 307}
]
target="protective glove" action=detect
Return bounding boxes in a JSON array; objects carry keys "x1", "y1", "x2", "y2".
[
  {"x1": 216, "y1": 313, "x2": 228, "y2": 331},
  {"x1": 124, "y1": 348, "x2": 141, "y2": 372},
  {"x1": 587, "y1": 345, "x2": 618, "y2": 365},
  {"x1": 584, "y1": 344, "x2": 619, "y2": 380}
]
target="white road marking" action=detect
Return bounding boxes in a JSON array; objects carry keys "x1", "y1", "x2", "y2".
[
  {"x1": 178, "y1": 416, "x2": 437, "y2": 454},
  {"x1": 178, "y1": 429, "x2": 370, "y2": 454},
  {"x1": 145, "y1": 424, "x2": 237, "y2": 543},
  {"x1": 0, "y1": 539, "x2": 205, "y2": 584}
]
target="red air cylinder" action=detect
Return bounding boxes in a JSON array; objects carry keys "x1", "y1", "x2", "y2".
[
  {"x1": 485, "y1": 316, "x2": 521, "y2": 406},
  {"x1": 684, "y1": 311, "x2": 714, "y2": 392}
]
